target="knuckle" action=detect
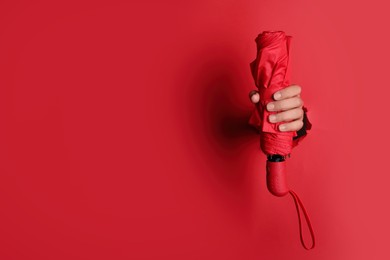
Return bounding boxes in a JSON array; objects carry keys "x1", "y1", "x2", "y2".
[
  {"x1": 298, "y1": 108, "x2": 304, "y2": 118},
  {"x1": 282, "y1": 88, "x2": 291, "y2": 96},
  {"x1": 296, "y1": 119, "x2": 304, "y2": 129},
  {"x1": 277, "y1": 101, "x2": 286, "y2": 110},
  {"x1": 289, "y1": 109, "x2": 301, "y2": 121},
  {"x1": 282, "y1": 110, "x2": 293, "y2": 121},
  {"x1": 276, "y1": 113, "x2": 284, "y2": 122},
  {"x1": 295, "y1": 97, "x2": 303, "y2": 107},
  {"x1": 286, "y1": 109, "x2": 301, "y2": 120}
]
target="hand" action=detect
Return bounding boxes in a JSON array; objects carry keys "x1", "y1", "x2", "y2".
[{"x1": 249, "y1": 85, "x2": 304, "y2": 132}]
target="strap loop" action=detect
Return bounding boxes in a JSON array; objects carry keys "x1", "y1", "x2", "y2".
[{"x1": 289, "y1": 190, "x2": 316, "y2": 250}]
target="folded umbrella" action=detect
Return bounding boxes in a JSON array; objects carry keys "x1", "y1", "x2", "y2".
[{"x1": 249, "y1": 31, "x2": 315, "y2": 250}]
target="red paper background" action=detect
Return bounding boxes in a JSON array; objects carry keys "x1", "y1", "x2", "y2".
[{"x1": 1, "y1": 0, "x2": 389, "y2": 259}]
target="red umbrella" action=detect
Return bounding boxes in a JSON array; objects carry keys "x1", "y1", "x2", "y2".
[{"x1": 248, "y1": 31, "x2": 315, "y2": 250}]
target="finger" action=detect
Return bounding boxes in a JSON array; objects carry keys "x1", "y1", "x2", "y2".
[
  {"x1": 249, "y1": 90, "x2": 260, "y2": 103},
  {"x1": 273, "y1": 84, "x2": 302, "y2": 100},
  {"x1": 268, "y1": 107, "x2": 304, "y2": 123},
  {"x1": 266, "y1": 96, "x2": 303, "y2": 112},
  {"x1": 279, "y1": 118, "x2": 304, "y2": 132}
]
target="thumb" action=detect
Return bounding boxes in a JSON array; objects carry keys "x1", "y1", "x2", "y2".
[{"x1": 249, "y1": 90, "x2": 260, "y2": 104}]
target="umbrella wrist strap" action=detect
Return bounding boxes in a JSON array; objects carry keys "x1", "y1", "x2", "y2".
[{"x1": 289, "y1": 190, "x2": 316, "y2": 250}]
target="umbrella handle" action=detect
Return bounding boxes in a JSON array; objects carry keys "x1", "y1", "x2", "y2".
[
  {"x1": 266, "y1": 158, "x2": 316, "y2": 250},
  {"x1": 266, "y1": 159, "x2": 289, "y2": 196}
]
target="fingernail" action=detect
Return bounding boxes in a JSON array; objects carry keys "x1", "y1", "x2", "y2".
[
  {"x1": 269, "y1": 115, "x2": 277, "y2": 122},
  {"x1": 251, "y1": 94, "x2": 259, "y2": 103},
  {"x1": 279, "y1": 124, "x2": 286, "y2": 131},
  {"x1": 274, "y1": 92, "x2": 281, "y2": 100},
  {"x1": 267, "y1": 103, "x2": 274, "y2": 111}
]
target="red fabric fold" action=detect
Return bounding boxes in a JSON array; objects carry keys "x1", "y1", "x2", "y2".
[{"x1": 248, "y1": 31, "x2": 312, "y2": 153}]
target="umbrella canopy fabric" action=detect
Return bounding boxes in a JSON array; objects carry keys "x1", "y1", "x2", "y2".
[{"x1": 248, "y1": 31, "x2": 312, "y2": 155}]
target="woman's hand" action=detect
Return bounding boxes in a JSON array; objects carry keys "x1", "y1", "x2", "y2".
[{"x1": 249, "y1": 85, "x2": 304, "y2": 132}]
